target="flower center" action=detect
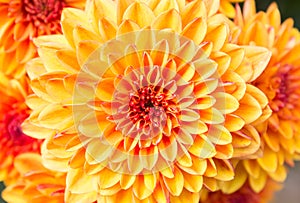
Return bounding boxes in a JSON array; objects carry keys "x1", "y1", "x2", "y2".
[
  {"x1": 23, "y1": 0, "x2": 65, "y2": 24},
  {"x1": 0, "y1": 106, "x2": 39, "y2": 155},
  {"x1": 271, "y1": 64, "x2": 299, "y2": 114},
  {"x1": 7, "y1": 111, "x2": 27, "y2": 141},
  {"x1": 128, "y1": 85, "x2": 178, "y2": 129},
  {"x1": 8, "y1": 0, "x2": 66, "y2": 34}
]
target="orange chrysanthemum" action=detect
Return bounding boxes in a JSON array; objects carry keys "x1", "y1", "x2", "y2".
[
  {"x1": 2, "y1": 153, "x2": 68, "y2": 203},
  {"x1": 0, "y1": 0, "x2": 85, "y2": 77},
  {"x1": 23, "y1": 0, "x2": 272, "y2": 202},
  {"x1": 0, "y1": 73, "x2": 41, "y2": 184},
  {"x1": 218, "y1": 0, "x2": 300, "y2": 194},
  {"x1": 201, "y1": 178, "x2": 282, "y2": 203}
]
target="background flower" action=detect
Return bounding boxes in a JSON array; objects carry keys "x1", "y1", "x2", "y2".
[
  {"x1": 0, "y1": 73, "x2": 41, "y2": 184},
  {"x1": 200, "y1": 178, "x2": 282, "y2": 203},
  {"x1": 2, "y1": 153, "x2": 67, "y2": 203},
  {"x1": 216, "y1": 0, "x2": 300, "y2": 195},
  {"x1": 0, "y1": 0, "x2": 85, "y2": 78}
]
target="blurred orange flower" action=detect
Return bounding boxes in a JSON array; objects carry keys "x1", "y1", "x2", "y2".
[
  {"x1": 0, "y1": 0, "x2": 85, "y2": 77},
  {"x1": 2, "y1": 153, "x2": 68, "y2": 203},
  {"x1": 0, "y1": 73, "x2": 41, "y2": 184},
  {"x1": 201, "y1": 178, "x2": 282, "y2": 203},
  {"x1": 23, "y1": 0, "x2": 272, "y2": 202},
  {"x1": 218, "y1": 0, "x2": 300, "y2": 193}
]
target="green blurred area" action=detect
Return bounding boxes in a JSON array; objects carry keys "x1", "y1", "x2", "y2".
[
  {"x1": 0, "y1": 182, "x2": 5, "y2": 203},
  {"x1": 0, "y1": 0, "x2": 299, "y2": 202}
]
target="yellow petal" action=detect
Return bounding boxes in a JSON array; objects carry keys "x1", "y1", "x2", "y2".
[
  {"x1": 38, "y1": 104, "x2": 72, "y2": 129},
  {"x1": 257, "y1": 146, "x2": 278, "y2": 173},
  {"x1": 66, "y1": 168, "x2": 98, "y2": 193},
  {"x1": 117, "y1": 19, "x2": 140, "y2": 35},
  {"x1": 150, "y1": 0, "x2": 181, "y2": 16},
  {"x1": 214, "y1": 159, "x2": 234, "y2": 181},
  {"x1": 14, "y1": 153, "x2": 46, "y2": 175},
  {"x1": 98, "y1": 18, "x2": 117, "y2": 41},
  {"x1": 153, "y1": 183, "x2": 168, "y2": 203},
  {"x1": 99, "y1": 168, "x2": 121, "y2": 189},
  {"x1": 182, "y1": 171, "x2": 203, "y2": 192},
  {"x1": 269, "y1": 164, "x2": 287, "y2": 182},
  {"x1": 181, "y1": 0, "x2": 206, "y2": 27},
  {"x1": 203, "y1": 177, "x2": 217, "y2": 191},
  {"x1": 241, "y1": 45, "x2": 271, "y2": 82},
  {"x1": 224, "y1": 114, "x2": 245, "y2": 132},
  {"x1": 212, "y1": 92, "x2": 239, "y2": 114},
  {"x1": 219, "y1": 0, "x2": 236, "y2": 18},
  {"x1": 144, "y1": 174, "x2": 157, "y2": 192},
  {"x1": 69, "y1": 148, "x2": 86, "y2": 169},
  {"x1": 181, "y1": 17, "x2": 207, "y2": 45},
  {"x1": 87, "y1": 0, "x2": 117, "y2": 32},
  {"x1": 221, "y1": 71, "x2": 246, "y2": 100},
  {"x1": 86, "y1": 139, "x2": 114, "y2": 164},
  {"x1": 123, "y1": 2, "x2": 155, "y2": 28},
  {"x1": 200, "y1": 107, "x2": 225, "y2": 124},
  {"x1": 204, "y1": 24, "x2": 227, "y2": 51},
  {"x1": 159, "y1": 136, "x2": 178, "y2": 162},
  {"x1": 21, "y1": 119, "x2": 54, "y2": 139},
  {"x1": 61, "y1": 8, "x2": 90, "y2": 48},
  {"x1": 73, "y1": 25, "x2": 103, "y2": 46},
  {"x1": 38, "y1": 47, "x2": 75, "y2": 73},
  {"x1": 211, "y1": 51, "x2": 231, "y2": 76},
  {"x1": 133, "y1": 175, "x2": 153, "y2": 199},
  {"x1": 243, "y1": 159, "x2": 261, "y2": 179},
  {"x1": 170, "y1": 188, "x2": 200, "y2": 203},
  {"x1": 249, "y1": 171, "x2": 267, "y2": 193},
  {"x1": 219, "y1": 162, "x2": 247, "y2": 194},
  {"x1": 162, "y1": 167, "x2": 184, "y2": 196},
  {"x1": 234, "y1": 92, "x2": 262, "y2": 124},
  {"x1": 189, "y1": 135, "x2": 216, "y2": 158},
  {"x1": 120, "y1": 174, "x2": 136, "y2": 190},
  {"x1": 77, "y1": 40, "x2": 100, "y2": 66},
  {"x1": 222, "y1": 44, "x2": 245, "y2": 72},
  {"x1": 56, "y1": 49, "x2": 80, "y2": 72},
  {"x1": 208, "y1": 125, "x2": 232, "y2": 145},
  {"x1": 95, "y1": 78, "x2": 115, "y2": 102},
  {"x1": 152, "y1": 9, "x2": 182, "y2": 33}
]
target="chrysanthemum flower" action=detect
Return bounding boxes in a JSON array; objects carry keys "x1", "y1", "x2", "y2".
[
  {"x1": 0, "y1": 73, "x2": 41, "y2": 184},
  {"x1": 0, "y1": 0, "x2": 85, "y2": 77},
  {"x1": 2, "y1": 153, "x2": 68, "y2": 203},
  {"x1": 200, "y1": 178, "x2": 282, "y2": 203},
  {"x1": 23, "y1": 0, "x2": 271, "y2": 202},
  {"x1": 218, "y1": 0, "x2": 300, "y2": 193}
]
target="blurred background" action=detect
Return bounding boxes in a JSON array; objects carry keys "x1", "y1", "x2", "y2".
[
  {"x1": 245, "y1": 0, "x2": 300, "y2": 202},
  {"x1": 0, "y1": 0, "x2": 300, "y2": 202}
]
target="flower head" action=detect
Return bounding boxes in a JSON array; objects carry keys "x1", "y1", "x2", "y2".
[
  {"x1": 23, "y1": 0, "x2": 271, "y2": 202},
  {"x1": 0, "y1": 73, "x2": 41, "y2": 184},
  {"x1": 0, "y1": 0, "x2": 85, "y2": 77},
  {"x1": 2, "y1": 153, "x2": 67, "y2": 203},
  {"x1": 218, "y1": 0, "x2": 300, "y2": 193}
]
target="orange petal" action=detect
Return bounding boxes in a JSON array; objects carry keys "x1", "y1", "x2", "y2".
[
  {"x1": 162, "y1": 167, "x2": 184, "y2": 196},
  {"x1": 152, "y1": 9, "x2": 182, "y2": 33},
  {"x1": 182, "y1": 17, "x2": 207, "y2": 45},
  {"x1": 123, "y1": 2, "x2": 155, "y2": 28}
]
